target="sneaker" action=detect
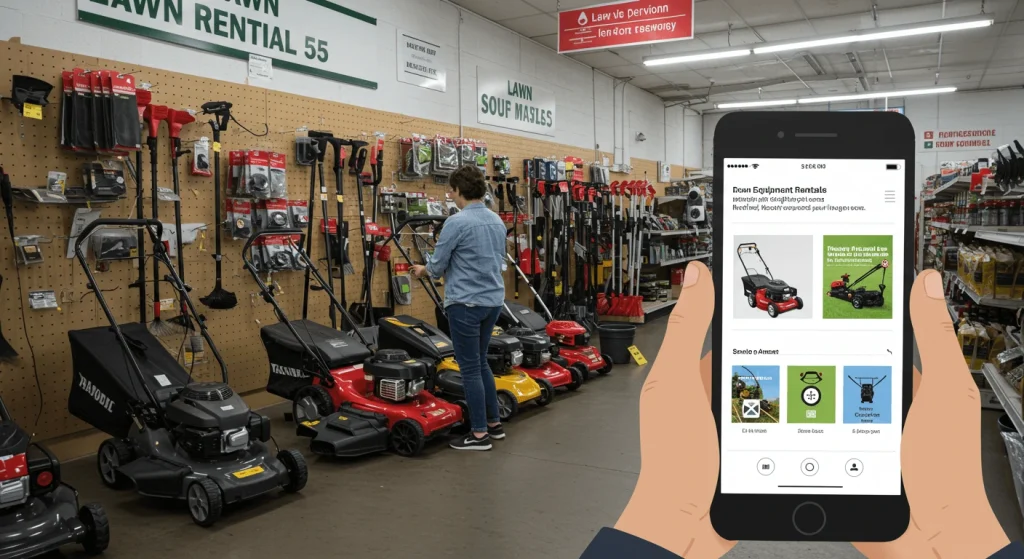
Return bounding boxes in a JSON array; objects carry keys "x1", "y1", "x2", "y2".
[
  {"x1": 450, "y1": 433, "x2": 492, "y2": 451},
  {"x1": 487, "y1": 424, "x2": 506, "y2": 440}
]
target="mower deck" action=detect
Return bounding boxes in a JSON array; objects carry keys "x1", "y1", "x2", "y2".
[{"x1": 0, "y1": 485, "x2": 94, "y2": 559}]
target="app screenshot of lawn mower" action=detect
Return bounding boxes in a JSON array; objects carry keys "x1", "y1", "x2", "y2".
[{"x1": 721, "y1": 158, "x2": 905, "y2": 496}]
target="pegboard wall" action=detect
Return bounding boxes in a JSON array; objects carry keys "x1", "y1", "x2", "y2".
[{"x1": 0, "y1": 39, "x2": 683, "y2": 443}]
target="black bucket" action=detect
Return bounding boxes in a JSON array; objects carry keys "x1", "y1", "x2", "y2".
[{"x1": 598, "y1": 323, "x2": 637, "y2": 365}]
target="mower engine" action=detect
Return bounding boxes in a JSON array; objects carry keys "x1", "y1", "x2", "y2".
[
  {"x1": 505, "y1": 327, "x2": 554, "y2": 368},
  {"x1": 546, "y1": 320, "x2": 590, "y2": 348},
  {"x1": 364, "y1": 349, "x2": 429, "y2": 403},
  {"x1": 0, "y1": 421, "x2": 62, "y2": 510},
  {"x1": 166, "y1": 382, "x2": 272, "y2": 459},
  {"x1": 486, "y1": 330, "x2": 525, "y2": 375},
  {"x1": 764, "y1": 280, "x2": 797, "y2": 302}
]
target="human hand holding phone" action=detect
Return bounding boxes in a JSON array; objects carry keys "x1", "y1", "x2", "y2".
[{"x1": 592, "y1": 267, "x2": 1012, "y2": 559}]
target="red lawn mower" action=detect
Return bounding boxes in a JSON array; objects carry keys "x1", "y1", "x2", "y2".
[
  {"x1": 828, "y1": 260, "x2": 888, "y2": 309},
  {"x1": 244, "y1": 230, "x2": 462, "y2": 458},
  {"x1": 737, "y1": 243, "x2": 804, "y2": 318}
]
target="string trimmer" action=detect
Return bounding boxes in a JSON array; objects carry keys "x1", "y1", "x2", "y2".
[{"x1": 199, "y1": 101, "x2": 238, "y2": 310}]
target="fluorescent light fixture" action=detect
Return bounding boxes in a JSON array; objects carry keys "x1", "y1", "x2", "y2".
[
  {"x1": 797, "y1": 87, "x2": 957, "y2": 104},
  {"x1": 715, "y1": 99, "x2": 798, "y2": 109},
  {"x1": 644, "y1": 48, "x2": 751, "y2": 67},
  {"x1": 753, "y1": 16, "x2": 993, "y2": 54}
]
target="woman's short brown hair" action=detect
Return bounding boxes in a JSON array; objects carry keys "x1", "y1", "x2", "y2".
[{"x1": 450, "y1": 165, "x2": 488, "y2": 200}]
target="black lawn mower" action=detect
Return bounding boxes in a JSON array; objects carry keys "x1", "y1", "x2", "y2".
[
  {"x1": 0, "y1": 393, "x2": 109, "y2": 557},
  {"x1": 828, "y1": 260, "x2": 889, "y2": 309},
  {"x1": 67, "y1": 219, "x2": 307, "y2": 527}
]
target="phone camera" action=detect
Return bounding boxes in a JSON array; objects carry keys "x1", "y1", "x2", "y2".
[{"x1": 777, "y1": 131, "x2": 785, "y2": 139}]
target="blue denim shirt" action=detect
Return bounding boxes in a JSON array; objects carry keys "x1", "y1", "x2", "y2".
[{"x1": 425, "y1": 202, "x2": 507, "y2": 308}]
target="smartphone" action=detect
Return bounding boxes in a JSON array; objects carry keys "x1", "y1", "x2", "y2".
[{"x1": 710, "y1": 111, "x2": 914, "y2": 542}]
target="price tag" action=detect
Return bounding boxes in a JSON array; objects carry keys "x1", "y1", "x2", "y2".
[
  {"x1": 212, "y1": 142, "x2": 222, "y2": 153},
  {"x1": 22, "y1": 103, "x2": 42, "y2": 120},
  {"x1": 628, "y1": 345, "x2": 647, "y2": 366}
]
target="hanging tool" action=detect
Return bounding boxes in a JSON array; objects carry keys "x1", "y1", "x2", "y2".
[
  {"x1": 198, "y1": 101, "x2": 238, "y2": 310},
  {"x1": 142, "y1": 104, "x2": 179, "y2": 337},
  {"x1": 306, "y1": 131, "x2": 336, "y2": 328},
  {"x1": 0, "y1": 167, "x2": 18, "y2": 360},
  {"x1": 324, "y1": 137, "x2": 351, "y2": 314},
  {"x1": 165, "y1": 108, "x2": 196, "y2": 329},
  {"x1": 348, "y1": 139, "x2": 387, "y2": 327},
  {"x1": 300, "y1": 137, "x2": 322, "y2": 320},
  {"x1": 130, "y1": 89, "x2": 151, "y2": 323}
]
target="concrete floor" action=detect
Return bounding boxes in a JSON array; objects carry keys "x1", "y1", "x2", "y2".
[{"x1": 52, "y1": 317, "x2": 1024, "y2": 558}]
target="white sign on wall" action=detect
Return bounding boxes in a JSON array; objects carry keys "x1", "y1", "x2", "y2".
[
  {"x1": 77, "y1": 0, "x2": 378, "y2": 89},
  {"x1": 397, "y1": 30, "x2": 446, "y2": 92},
  {"x1": 477, "y1": 66, "x2": 556, "y2": 137}
]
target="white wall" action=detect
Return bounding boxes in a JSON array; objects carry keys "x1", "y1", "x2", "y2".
[{"x1": 0, "y1": 0, "x2": 687, "y2": 165}]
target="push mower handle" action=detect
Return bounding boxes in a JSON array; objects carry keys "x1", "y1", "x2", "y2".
[
  {"x1": 737, "y1": 243, "x2": 758, "y2": 253},
  {"x1": 201, "y1": 101, "x2": 232, "y2": 132},
  {"x1": 241, "y1": 228, "x2": 306, "y2": 264},
  {"x1": 75, "y1": 218, "x2": 163, "y2": 254}
]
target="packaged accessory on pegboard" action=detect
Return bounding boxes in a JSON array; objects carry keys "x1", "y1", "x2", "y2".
[
  {"x1": 399, "y1": 134, "x2": 431, "y2": 181},
  {"x1": 191, "y1": 138, "x2": 211, "y2": 177},
  {"x1": 433, "y1": 135, "x2": 458, "y2": 180},
  {"x1": 456, "y1": 137, "x2": 474, "y2": 167},
  {"x1": 493, "y1": 155, "x2": 511, "y2": 178},
  {"x1": 229, "y1": 150, "x2": 245, "y2": 195},
  {"x1": 262, "y1": 198, "x2": 291, "y2": 231},
  {"x1": 264, "y1": 235, "x2": 297, "y2": 271},
  {"x1": 228, "y1": 198, "x2": 253, "y2": 239},
  {"x1": 269, "y1": 152, "x2": 287, "y2": 198},
  {"x1": 474, "y1": 139, "x2": 488, "y2": 174},
  {"x1": 82, "y1": 162, "x2": 126, "y2": 198},
  {"x1": 288, "y1": 199, "x2": 309, "y2": 227},
  {"x1": 91, "y1": 229, "x2": 138, "y2": 261},
  {"x1": 244, "y1": 150, "x2": 272, "y2": 199}
]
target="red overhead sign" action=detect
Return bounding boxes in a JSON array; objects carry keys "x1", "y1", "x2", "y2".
[{"x1": 558, "y1": 0, "x2": 695, "y2": 54}]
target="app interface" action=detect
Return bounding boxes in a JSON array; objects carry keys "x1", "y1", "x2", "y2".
[{"x1": 721, "y1": 158, "x2": 905, "y2": 496}]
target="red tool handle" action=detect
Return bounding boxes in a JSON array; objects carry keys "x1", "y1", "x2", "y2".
[{"x1": 143, "y1": 105, "x2": 168, "y2": 140}]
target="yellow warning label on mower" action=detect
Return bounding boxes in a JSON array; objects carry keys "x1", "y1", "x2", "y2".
[
  {"x1": 232, "y1": 465, "x2": 265, "y2": 479},
  {"x1": 22, "y1": 103, "x2": 42, "y2": 120},
  {"x1": 301, "y1": 420, "x2": 320, "y2": 427},
  {"x1": 385, "y1": 317, "x2": 415, "y2": 328},
  {"x1": 628, "y1": 346, "x2": 647, "y2": 366},
  {"x1": 434, "y1": 341, "x2": 449, "y2": 348}
]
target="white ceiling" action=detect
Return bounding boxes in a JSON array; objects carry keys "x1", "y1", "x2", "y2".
[{"x1": 449, "y1": 0, "x2": 1024, "y2": 109}]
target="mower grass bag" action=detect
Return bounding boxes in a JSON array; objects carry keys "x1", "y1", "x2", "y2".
[
  {"x1": 260, "y1": 320, "x2": 371, "y2": 401},
  {"x1": 68, "y1": 323, "x2": 191, "y2": 438}
]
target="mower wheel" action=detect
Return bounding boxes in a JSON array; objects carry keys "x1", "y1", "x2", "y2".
[
  {"x1": 187, "y1": 478, "x2": 223, "y2": 527},
  {"x1": 278, "y1": 449, "x2": 308, "y2": 493},
  {"x1": 292, "y1": 385, "x2": 333, "y2": 424},
  {"x1": 79, "y1": 503, "x2": 110, "y2": 555},
  {"x1": 795, "y1": 297, "x2": 804, "y2": 310},
  {"x1": 535, "y1": 378, "x2": 554, "y2": 407},
  {"x1": 599, "y1": 354, "x2": 614, "y2": 375},
  {"x1": 767, "y1": 303, "x2": 779, "y2": 318},
  {"x1": 452, "y1": 400, "x2": 471, "y2": 434},
  {"x1": 567, "y1": 368, "x2": 584, "y2": 391},
  {"x1": 497, "y1": 390, "x2": 519, "y2": 421},
  {"x1": 97, "y1": 438, "x2": 134, "y2": 490},
  {"x1": 852, "y1": 296, "x2": 863, "y2": 309},
  {"x1": 572, "y1": 363, "x2": 590, "y2": 384},
  {"x1": 389, "y1": 419, "x2": 426, "y2": 457},
  {"x1": 747, "y1": 293, "x2": 757, "y2": 308}
]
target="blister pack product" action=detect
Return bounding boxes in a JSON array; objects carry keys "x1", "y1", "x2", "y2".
[
  {"x1": 494, "y1": 156, "x2": 511, "y2": 178},
  {"x1": 229, "y1": 151, "x2": 245, "y2": 195},
  {"x1": 399, "y1": 135, "x2": 431, "y2": 181},
  {"x1": 433, "y1": 135, "x2": 458, "y2": 176},
  {"x1": 229, "y1": 198, "x2": 254, "y2": 239},
  {"x1": 60, "y1": 71, "x2": 75, "y2": 150},
  {"x1": 263, "y1": 235, "x2": 297, "y2": 271},
  {"x1": 269, "y1": 152, "x2": 287, "y2": 198},
  {"x1": 110, "y1": 72, "x2": 141, "y2": 151},
  {"x1": 262, "y1": 198, "x2": 291, "y2": 231},
  {"x1": 89, "y1": 71, "x2": 108, "y2": 152},
  {"x1": 474, "y1": 139, "x2": 488, "y2": 173},
  {"x1": 72, "y1": 69, "x2": 95, "y2": 151},
  {"x1": 288, "y1": 199, "x2": 310, "y2": 228},
  {"x1": 523, "y1": 159, "x2": 536, "y2": 180},
  {"x1": 191, "y1": 138, "x2": 212, "y2": 177},
  {"x1": 456, "y1": 137, "x2": 474, "y2": 167},
  {"x1": 92, "y1": 229, "x2": 138, "y2": 261},
  {"x1": 82, "y1": 162, "x2": 126, "y2": 198},
  {"x1": 244, "y1": 150, "x2": 272, "y2": 199},
  {"x1": 295, "y1": 136, "x2": 316, "y2": 166}
]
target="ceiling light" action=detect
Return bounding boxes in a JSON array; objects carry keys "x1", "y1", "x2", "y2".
[
  {"x1": 644, "y1": 48, "x2": 752, "y2": 67},
  {"x1": 753, "y1": 16, "x2": 993, "y2": 54},
  {"x1": 796, "y1": 87, "x2": 957, "y2": 104},
  {"x1": 715, "y1": 99, "x2": 798, "y2": 109}
]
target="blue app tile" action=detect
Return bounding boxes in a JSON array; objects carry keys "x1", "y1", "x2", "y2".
[{"x1": 843, "y1": 366, "x2": 892, "y2": 424}]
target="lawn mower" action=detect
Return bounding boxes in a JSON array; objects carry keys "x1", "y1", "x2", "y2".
[
  {"x1": 373, "y1": 215, "x2": 547, "y2": 421},
  {"x1": 242, "y1": 230, "x2": 462, "y2": 458},
  {"x1": 829, "y1": 260, "x2": 889, "y2": 309},
  {"x1": 0, "y1": 392, "x2": 109, "y2": 557},
  {"x1": 499, "y1": 255, "x2": 611, "y2": 382},
  {"x1": 737, "y1": 243, "x2": 804, "y2": 318},
  {"x1": 68, "y1": 219, "x2": 307, "y2": 527},
  {"x1": 848, "y1": 375, "x2": 888, "y2": 404}
]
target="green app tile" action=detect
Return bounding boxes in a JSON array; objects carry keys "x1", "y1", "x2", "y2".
[{"x1": 788, "y1": 366, "x2": 836, "y2": 424}]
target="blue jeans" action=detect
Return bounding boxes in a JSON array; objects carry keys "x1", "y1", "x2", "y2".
[{"x1": 447, "y1": 304, "x2": 501, "y2": 433}]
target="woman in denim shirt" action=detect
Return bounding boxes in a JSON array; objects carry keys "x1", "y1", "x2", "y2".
[{"x1": 411, "y1": 166, "x2": 508, "y2": 451}]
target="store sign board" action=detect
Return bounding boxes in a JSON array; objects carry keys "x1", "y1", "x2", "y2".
[
  {"x1": 397, "y1": 29, "x2": 446, "y2": 92},
  {"x1": 838, "y1": 107, "x2": 905, "y2": 114},
  {"x1": 77, "y1": 0, "x2": 378, "y2": 89},
  {"x1": 477, "y1": 67, "x2": 556, "y2": 137},
  {"x1": 922, "y1": 128, "x2": 999, "y2": 150},
  {"x1": 558, "y1": 0, "x2": 695, "y2": 54}
]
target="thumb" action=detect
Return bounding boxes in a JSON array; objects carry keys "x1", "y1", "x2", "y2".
[{"x1": 644, "y1": 262, "x2": 714, "y2": 398}]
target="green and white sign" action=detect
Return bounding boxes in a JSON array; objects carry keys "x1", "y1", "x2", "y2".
[
  {"x1": 78, "y1": 0, "x2": 378, "y2": 89},
  {"x1": 477, "y1": 66, "x2": 555, "y2": 137}
]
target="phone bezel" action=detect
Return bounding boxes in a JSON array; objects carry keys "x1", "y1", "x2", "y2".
[{"x1": 710, "y1": 111, "x2": 915, "y2": 542}]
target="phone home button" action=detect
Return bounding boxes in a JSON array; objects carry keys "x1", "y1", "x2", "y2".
[{"x1": 792, "y1": 502, "x2": 826, "y2": 536}]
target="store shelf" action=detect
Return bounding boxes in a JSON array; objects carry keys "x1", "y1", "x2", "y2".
[
  {"x1": 923, "y1": 177, "x2": 972, "y2": 201},
  {"x1": 656, "y1": 253, "x2": 713, "y2": 267},
  {"x1": 656, "y1": 195, "x2": 687, "y2": 202},
  {"x1": 650, "y1": 228, "x2": 711, "y2": 237},
  {"x1": 953, "y1": 275, "x2": 1024, "y2": 309},
  {"x1": 948, "y1": 302, "x2": 960, "y2": 322},
  {"x1": 12, "y1": 187, "x2": 123, "y2": 205},
  {"x1": 983, "y1": 363, "x2": 1024, "y2": 434}
]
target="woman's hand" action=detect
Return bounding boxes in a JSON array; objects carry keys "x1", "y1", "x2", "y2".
[
  {"x1": 410, "y1": 264, "x2": 428, "y2": 279},
  {"x1": 855, "y1": 269, "x2": 1009, "y2": 559},
  {"x1": 613, "y1": 262, "x2": 735, "y2": 559}
]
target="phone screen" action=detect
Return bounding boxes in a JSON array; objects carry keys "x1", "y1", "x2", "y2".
[{"x1": 720, "y1": 158, "x2": 905, "y2": 496}]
